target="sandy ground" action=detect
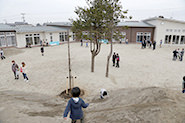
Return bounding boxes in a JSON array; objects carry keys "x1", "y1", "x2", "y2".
[{"x1": 0, "y1": 43, "x2": 185, "y2": 123}]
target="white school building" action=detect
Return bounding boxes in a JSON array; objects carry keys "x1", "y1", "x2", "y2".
[
  {"x1": 0, "y1": 17, "x2": 185, "y2": 48},
  {"x1": 0, "y1": 23, "x2": 75, "y2": 48},
  {"x1": 144, "y1": 17, "x2": 185, "y2": 45}
]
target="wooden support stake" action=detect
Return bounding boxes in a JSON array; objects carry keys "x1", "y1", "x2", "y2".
[{"x1": 66, "y1": 77, "x2": 69, "y2": 94}]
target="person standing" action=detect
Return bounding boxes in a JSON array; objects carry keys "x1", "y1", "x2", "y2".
[
  {"x1": 40, "y1": 46, "x2": 44, "y2": 56},
  {"x1": 63, "y1": 87, "x2": 89, "y2": 123},
  {"x1": 20, "y1": 62, "x2": 29, "y2": 82},
  {"x1": 173, "y1": 49, "x2": 178, "y2": 61},
  {"x1": 180, "y1": 48, "x2": 184, "y2": 61},
  {"x1": 160, "y1": 40, "x2": 162, "y2": 48},
  {"x1": 116, "y1": 54, "x2": 120, "y2": 68},
  {"x1": 80, "y1": 39, "x2": 83, "y2": 46},
  {"x1": 153, "y1": 41, "x2": 156, "y2": 50},
  {"x1": 86, "y1": 41, "x2": 88, "y2": 47},
  {"x1": 0, "y1": 49, "x2": 6, "y2": 60},
  {"x1": 12, "y1": 60, "x2": 19, "y2": 79},
  {"x1": 112, "y1": 52, "x2": 116, "y2": 66}
]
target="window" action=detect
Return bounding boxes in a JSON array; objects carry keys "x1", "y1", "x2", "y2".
[
  {"x1": 180, "y1": 36, "x2": 185, "y2": 44},
  {"x1": 25, "y1": 34, "x2": 33, "y2": 45},
  {"x1": 65, "y1": 32, "x2": 68, "y2": 41},
  {"x1": 0, "y1": 34, "x2": 6, "y2": 47},
  {"x1": 120, "y1": 32, "x2": 126, "y2": 42},
  {"x1": 172, "y1": 35, "x2": 180, "y2": 44},
  {"x1": 6, "y1": 32, "x2": 16, "y2": 46},
  {"x1": 164, "y1": 35, "x2": 172, "y2": 44},
  {"x1": 136, "y1": 32, "x2": 151, "y2": 42},
  {"x1": 34, "y1": 34, "x2": 40, "y2": 45},
  {"x1": 50, "y1": 33, "x2": 53, "y2": 42},
  {"x1": 59, "y1": 32, "x2": 67, "y2": 42}
]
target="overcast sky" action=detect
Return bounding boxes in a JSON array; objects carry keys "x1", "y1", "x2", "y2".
[{"x1": 0, "y1": 0, "x2": 185, "y2": 24}]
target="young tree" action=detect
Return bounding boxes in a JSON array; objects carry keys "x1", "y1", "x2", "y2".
[{"x1": 71, "y1": 0, "x2": 130, "y2": 74}]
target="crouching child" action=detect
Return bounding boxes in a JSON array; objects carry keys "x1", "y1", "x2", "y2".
[
  {"x1": 63, "y1": 87, "x2": 89, "y2": 123},
  {"x1": 182, "y1": 76, "x2": 185, "y2": 93},
  {"x1": 100, "y1": 88, "x2": 108, "y2": 99}
]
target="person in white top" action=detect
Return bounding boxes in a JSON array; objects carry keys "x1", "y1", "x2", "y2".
[
  {"x1": 0, "y1": 48, "x2": 6, "y2": 60},
  {"x1": 100, "y1": 89, "x2": 108, "y2": 99},
  {"x1": 20, "y1": 62, "x2": 29, "y2": 82}
]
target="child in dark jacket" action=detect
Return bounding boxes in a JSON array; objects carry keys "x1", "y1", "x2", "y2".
[
  {"x1": 63, "y1": 87, "x2": 89, "y2": 123},
  {"x1": 182, "y1": 76, "x2": 185, "y2": 93}
]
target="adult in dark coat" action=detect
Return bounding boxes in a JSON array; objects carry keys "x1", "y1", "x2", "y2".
[
  {"x1": 112, "y1": 52, "x2": 116, "y2": 66},
  {"x1": 173, "y1": 49, "x2": 178, "y2": 60}
]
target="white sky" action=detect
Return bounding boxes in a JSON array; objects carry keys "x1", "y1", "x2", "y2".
[{"x1": 0, "y1": 0, "x2": 185, "y2": 24}]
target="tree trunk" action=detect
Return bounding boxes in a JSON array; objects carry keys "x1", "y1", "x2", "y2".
[
  {"x1": 91, "y1": 54, "x2": 95, "y2": 72},
  {"x1": 105, "y1": 40, "x2": 113, "y2": 77}
]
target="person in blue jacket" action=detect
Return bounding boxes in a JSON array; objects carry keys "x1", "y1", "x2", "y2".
[{"x1": 63, "y1": 87, "x2": 89, "y2": 123}]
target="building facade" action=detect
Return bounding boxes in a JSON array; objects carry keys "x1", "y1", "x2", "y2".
[
  {"x1": 1, "y1": 17, "x2": 185, "y2": 48},
  {"x1": 144, "y1": 17, "x2": 185, "y2": 45}
]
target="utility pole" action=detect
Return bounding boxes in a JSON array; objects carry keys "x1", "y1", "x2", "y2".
[{"x1": 21, "y1": 13, "x2": 26, "y2": 23}]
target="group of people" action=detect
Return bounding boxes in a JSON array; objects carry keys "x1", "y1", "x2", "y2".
[
  {"x1": 141, "y1": 40, "x2": 157, "y2": 50},
  {"x1": 0, "y1": 48, "x2": 6, "y2": 60},
  {"x1": 12, "y1": 60, "x2": 29, "y2": 82},
  {"x1": 80, "y1": 39, "x2": 88, "y2": 47},
  {"x1": 172, "y1": 48, "x2": 184, "y2": 61},
  {"x1": 112, "y1": 52, "x2": 120, "y2": 68}
]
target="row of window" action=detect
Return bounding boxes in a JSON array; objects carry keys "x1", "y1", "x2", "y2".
[
  {"x1": 136, "y1": 32, "x2": 151, "y2": 42},
  {"x1": 164, "y1": 35, "x2": 185, "y2": 44},
  {"x1": 166, "y1": 29, "x2": 185, "y2": 33},
  {"x1": 25, "y1": 32, "x2": 76, "y2": 45}
]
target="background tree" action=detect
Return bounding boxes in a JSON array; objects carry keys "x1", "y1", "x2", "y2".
[{"x1": 71, "y1": 0, "x2": 131, "y2": 74}]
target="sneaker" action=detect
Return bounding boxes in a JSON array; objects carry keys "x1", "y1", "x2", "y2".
[
  {"x1": 24, "y1": 79, "x2": 27, "y2": 82},
  {"x1": 26, "y1": 80, "x2": 29, "y2": 82}
]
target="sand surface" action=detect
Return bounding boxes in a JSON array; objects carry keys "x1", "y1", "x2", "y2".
[{"x1": 0, "y1": 43, "x2": 185, "y2": 123}]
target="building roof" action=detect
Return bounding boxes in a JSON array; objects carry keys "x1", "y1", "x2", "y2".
[
  {"x1": 46, "y1": 22, "x2": 72, "y2": 27},
  {"x1": 117, "y1": 21, "x2": 155, "y2": 27},
  {"x1": 0, "y1": 24, "x2": 68, "y2": 33},
  {"x1": 143, "y1": 17, "x2": 185, "y2": 24},
  {"x1": 47, "y1": 21, "x2": 155, "y2": 28},
  {"x1": 14, "y1": 25, "x2": 68, "y2": 33},
  {"x1": 0, "y1": 23, "x2": 15, "y2": 31}
]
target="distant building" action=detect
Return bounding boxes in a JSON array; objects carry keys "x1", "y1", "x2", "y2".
[
  {"x1": 0, "y1": 17, "x2": 185, "y2": 48},
  {"x1": 0, "y1": 23, "x2": 75, "y2": 48},
  {"x1": 144, "y1": 17, "x2": 185, "y2": 45}
]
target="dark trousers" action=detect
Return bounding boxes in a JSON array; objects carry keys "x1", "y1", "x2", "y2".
[
  {"x1": 113, "y1": 60, "x2": 115, "y2": 66},
  {"x1": 72, "y1": 118, "x2": 84, "y2": 123},
  {"x1": 173, "y1": 55, "x2": 177, "y2": 60},
  {"x1": 13, "y1": 71, "x2": 19, "y2": 79},
  {"x1": 116, "y1": 61, "x2": 119, "y2": 68},
  {"x1": 22, "y1": 73, "x2": 28, "y2": 80},
  {"x1": 153, "y1": 45, "x2": 156, "y2": 50},
  {"x1": 1, "y1": 56, "x2": 5, "y2": 60}
]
